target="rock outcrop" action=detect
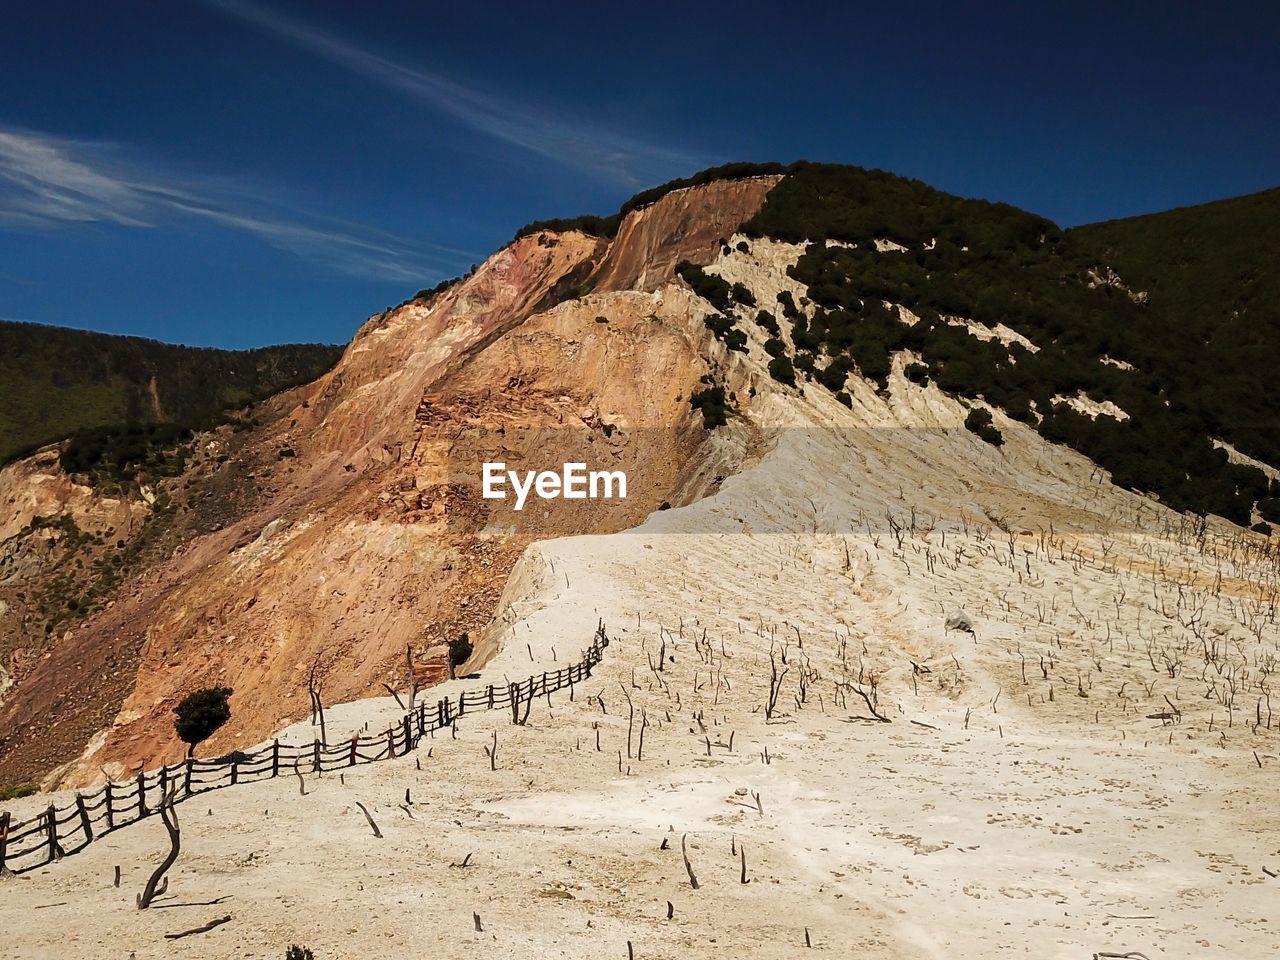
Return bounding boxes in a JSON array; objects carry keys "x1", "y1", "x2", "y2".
[{"x1": 0, "y1": 178, "x2": 780, "y2": 786}]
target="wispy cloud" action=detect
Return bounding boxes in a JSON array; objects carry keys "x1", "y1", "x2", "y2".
[
  {"x1": 0, "y1": 125, "x2": 474, "y2": 283},
  {"x1": 202, "y1": 0, "x2": 698, "y2": 187},
  {"x1": 0, "y1": 130, "x2": 153, "y2": 229}
]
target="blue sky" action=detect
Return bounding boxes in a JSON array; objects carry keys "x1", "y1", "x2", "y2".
[{"x1": 2, "y1": 1, "x2": 1277, "y2": 349}]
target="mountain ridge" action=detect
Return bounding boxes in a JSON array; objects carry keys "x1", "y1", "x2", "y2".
[
  {"x1": 0, "y1": 318, "x2": 343, "y2": 467},
  {"x1": 2, "y1": 162, "x2": 1278, "y2": 791}
]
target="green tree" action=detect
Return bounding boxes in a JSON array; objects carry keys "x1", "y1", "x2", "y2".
[
  {"x1": 173, "y1": 686, "x2": 233, "y2": 758},
  {"x1": 964, "y1": 408, "x2": 1004, "y2": 446},
  {"x1": 449, "y1": 633, "x2": 473, "y2": 678}
]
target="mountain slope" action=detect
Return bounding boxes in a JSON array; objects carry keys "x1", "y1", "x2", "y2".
[
  {"x1": 0, "y1": 320, "x2": 342, "y2": 465},
  {"x1": 2, "y1": 162, "x2": 1278, "y2": 794},
  {"x1": 1, "y1": 197, "x2": 1276, "y2": 959},
  {"x1": 1071, "y1": 187, "x2": 1280, "y2": 479},
  {"x1": 0, "y1": 176, "x2": 779, "y2": 788},
  {"x1": 735, "y1": 163, "x2": 1280, "y2": 525}
]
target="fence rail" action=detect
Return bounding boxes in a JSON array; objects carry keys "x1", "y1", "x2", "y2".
[{"x1": 0, "y1": 624, "x2": 609, "y2": 875}]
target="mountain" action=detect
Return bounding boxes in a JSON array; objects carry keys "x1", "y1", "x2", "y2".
[
  {"x1": 5, "y1": 163, "x2": 1280, "y2": 788},
  {"x1": 2, "y1": 164, "x2": 1276, "y2": 959},
  {"x1": 0, "y1": 320, "x2": 343, "y2": 465},
  {"x1": 1071, "y1": 187, "x2": 1280, "y2": 484},
  {"x1": 535, "y1": 163, "x2": 1280, "y2": 525}
]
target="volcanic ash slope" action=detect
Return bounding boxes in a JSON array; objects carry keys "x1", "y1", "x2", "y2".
[{"x1": 3, "y1": 233, "x2": 1277, "y2": 958}]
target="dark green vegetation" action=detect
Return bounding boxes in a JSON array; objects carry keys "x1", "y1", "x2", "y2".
[
  {"x1": 59, "y1": 422, "x2": 195, "y2": 485},
  {"x1": 0, "y1": 320, "x2": 341, "y2": 467},
  {"x1": 732, "y1": 162, "x2": 1280, "y2": 526},
  {"x1": 689, "y1": 383, "x2": 734, "y2": 429},
  {"x1": 449, "y1": 633, "x2": 473, "y2": 670},
  {"x1": 1073, "y1": 188, "x2": 1280, "y2": 477},
  {"x1": 174, "y1": 686, "x2": 233, "y2": 758},
  {"x1": 675, "y1": 261, "x2": 733, "y2": 312},
  {"x1": 675, "y1": 261, "x2": 749, "y2": 352},
  {"x1": 964, "y1": 407, "x2": 1004, "y2": 446},
  {"x1": 0, "y1": 782, "x2": 38, "y2": 801}
]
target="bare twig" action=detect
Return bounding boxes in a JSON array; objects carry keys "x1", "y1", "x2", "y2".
[
  {"x1": 355, "y1": 802, "x2": 382, "y2": 839},
  {"x1": 681, "y1": 833, "x2": 700, "y2": 890},
  {"x1": 164, "y1": 915, "x2": 232, "y2": 939}
]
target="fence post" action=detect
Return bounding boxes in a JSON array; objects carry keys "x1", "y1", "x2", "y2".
[
  {"x1": 349, "y1": 737, "x2": 357, "y2": 766},
  {"x1": 487, "y1": 684, "x2": 494, "y2": 709},
  {"x1": 104, "y1": 782, "x2": 114, "y2": 831},
  {"x1": 313, "y1": 739, "x2": 321, "y2": 773},
  {"x1": 183, "y1": 759, "x2": 193, "y2": 797},
  {"x1": 137, "y1": 770, "x2": 149, "y2": 817},
  {"x1": 44, "y1": 805, "x2": 63, "y2": 863},
  {"x1": 402, "y1": 715, "x2": 412, "y2": 750},
  {"x1": 75, "y1": 793, "x2": 93, "y2": 842},
  {"x1": 158, "y1": 765, "x2": 169, "y2": 802},
  {"x1": 230, "y1": 758, "x2": 239, "y2": 786},
  {"x1": 0, "y1": 811, "x2": 10, "y2": 875},
  {"x1": 271, "y1": 740, "x2": 280, "y2": 777}
]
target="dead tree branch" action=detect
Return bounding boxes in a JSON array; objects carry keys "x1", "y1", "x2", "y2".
[{"x1": 137, "y1": 793, "x2": 180, "y2": 909}]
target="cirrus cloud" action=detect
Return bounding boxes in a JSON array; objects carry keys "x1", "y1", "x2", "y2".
[
  {"x1": 201, "y1": 0, "x2": 701, "y2": 188},
  {"x1": 0, "y1": 125, "x2": 477, "y2": 283}
]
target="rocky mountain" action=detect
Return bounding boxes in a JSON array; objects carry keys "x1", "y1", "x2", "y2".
[
  {"x1": 2, "y1": 163, "x2": 1278, "y2": 960},
  {"x1": 0, "y1": 175, "x2": 777, "y2": 786},
  {"x1": 1, "y1": 163, "x2": 1277, "y2": 795}
]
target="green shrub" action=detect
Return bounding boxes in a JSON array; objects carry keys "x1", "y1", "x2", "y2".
[
  {"x1": 690, "y1": 386, "x2": 732, "y2": 429},
  {"x1": 413, "y1": 276, "x2": 461, "y2": 301},
  {"x1": 449, "y1": 634, "x2": 473, "y2": 670},
  {"x1": 738, "y1": 161, "x2": 1280, "y2": 526},
  {"x1": 676, "y1": 262, "x2": 733, "y2": 312},
  {"x1": 903, "y1": 362, "x2": 930, "y2": 384},
  {"x1": 702, "y1": 313, "x2": 748, "y2": 352},
  {"x1": 755, "y1": 311, "x2": 780, "y2": 336},
  {"x1": 174, "y1": 687, "x2": 233, "y2": 758},
  {"x1": 768, "y1": 356, "x2": 796, "y2": 386},
  {"x1": 818, "y1": 356, "x2": 852, "y2": 393},
  {"x1": 964, "y1": 408, "x2": 1004, "y2": 446}
]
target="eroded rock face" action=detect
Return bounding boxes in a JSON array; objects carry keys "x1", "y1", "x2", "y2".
[
  {"x1": 0, "y1": 178, "x2": 778, "y2": 787},
  {"x1": 591, "y1": 177, "x2": 781, "y2": 293}
]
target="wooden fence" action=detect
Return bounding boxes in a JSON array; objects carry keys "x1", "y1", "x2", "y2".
[{"x1": 0, "y1": 624, "x2": 609, "y2": 875}]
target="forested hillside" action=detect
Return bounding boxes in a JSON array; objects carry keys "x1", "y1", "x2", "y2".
[
  {"x1": 723, "y1": 163, "x2": 1279, "y2": 526},
  {"x1": 0, "y1": 321, "x2": 342, "y2": 465},
  {"x1": 1071, "y1": 188, "x2": 1280, "y2": 476}
]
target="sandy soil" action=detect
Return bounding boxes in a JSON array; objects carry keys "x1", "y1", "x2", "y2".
[{"x1": 3, "y1": 239, "x2": 1278, "y2": 960}]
